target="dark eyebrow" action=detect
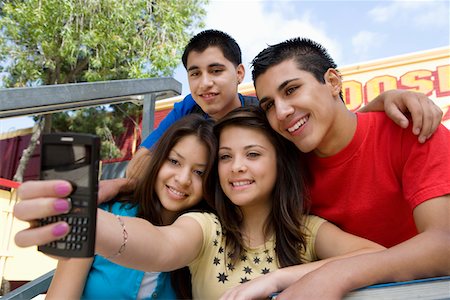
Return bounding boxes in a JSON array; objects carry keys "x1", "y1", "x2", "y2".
[
  {"x1": 187, "y1": 65, "x2": 199, "y2": 72},
  {"x1": 244, "y1": 144, "x2": 267, "y2": 151},
  {"x1": 278, "y1": 78, "x2": 298, "y2": 91},
  {"x1": 258, "y1": 96, "x2": 271, "y2": 107},
  {"x1": 259, "y1": 78, "x2": 299, "y2": 105},
  {"x1": 171, "y1": 149, "x2": 207, "y2": 167},
  {"x1": 171, "y1": 149, "x2": 185, "y2": 160},
  {"x1": 187, "y1": 63, "x2": 226, "y2": 72},
  {"x1": 208, "y1": 63, "x2": 226, "y2": 68},
  {"x1": 219, "y1": 144, "x2": 268, "y2": 151}
]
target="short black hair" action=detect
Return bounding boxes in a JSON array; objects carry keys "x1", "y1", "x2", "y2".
[
  {"x1": 182, "y1": 29, "x2": 242, "y2": 68},
  {"x1": 251, "y1": 37, "x2": 343, "y2": 99}
]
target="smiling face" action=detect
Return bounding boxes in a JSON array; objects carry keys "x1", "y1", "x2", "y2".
[
  {"x1": 155, "y1": 135, "x2": 208, "y2": 217},
  {"x1": 255, "y1": 59, "x2": 345, "y2": 156},
  {"x1": 187, "y1": 46, "x2": 245, "y2": 120},
  {"x1": 218, "y1": 125, "x2": 277, "y2": 210}
]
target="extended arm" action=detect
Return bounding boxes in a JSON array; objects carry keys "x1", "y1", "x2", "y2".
[
  {"x1": 14, "y1": 180, "x2": 203, "y2": 272},
  {"x1": 45, "y1": 258, "x2": 93, "y2": 299},
  {"x1": 276, "y1": 196, "x2": 450, "y2": 299},
  {"x1": 220, "y1": 221, "x2": 385, "y2": 300},
  {"x1": 358, "y1": 90, "x2": 443, "y2": 143},
  {"x1": 95, "y1": 211, "x2": 203, "y2": 272}
]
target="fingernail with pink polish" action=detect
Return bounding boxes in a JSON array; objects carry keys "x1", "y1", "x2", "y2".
[
  {"x1": 55, "y1": 183, "x2": 71, "y2": 196},
  {"x1": 52, "y1": 223, "x2": 69, "y2": 237},
  {"x1": 53, "y1": 199, "x2": 71, "y2": 213}
]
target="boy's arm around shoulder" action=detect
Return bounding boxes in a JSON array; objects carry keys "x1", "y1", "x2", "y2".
[
  {"x1": 276, "y1": 195, "x2": 450, "y2": 300},
  {"x1": 358, "y1": 89, "x2": 443, "y2": 143},
  {"x1": 277, "y1": 124, "x2": 450, "y2": 299},
  {"x1": 97, "y1": 177, "x2": 137, "y2": 204}
]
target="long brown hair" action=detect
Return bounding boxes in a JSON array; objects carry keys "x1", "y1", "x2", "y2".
[
  {"x1": 130, "y1": 114, "x2": 217, "y2": 299},
  {"x1": 205, "y1": 106, "x2": 309, "y2": 268},
  {"x1": 132, "y1": 114, "x2": 217, "y2": 223}
]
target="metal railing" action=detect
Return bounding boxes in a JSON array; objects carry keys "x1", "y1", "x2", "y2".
[
  {"x1": 1, "y1": 270, "x2": 54, "y2": 299},
  {"x1": 0, "y1": 77, "x2": 181, "y2": 139}
]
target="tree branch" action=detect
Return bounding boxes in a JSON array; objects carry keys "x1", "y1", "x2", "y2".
[
  {"x1": 66, "y1": 56, "x2": 89, "y2": 83},
  {"x1": 13, "y1": 116, "x2": 45, "y2": 182}
]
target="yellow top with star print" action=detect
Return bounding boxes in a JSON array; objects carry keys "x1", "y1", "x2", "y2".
[{"x1": 183, "y1": 212, "x2": 326, "y2": 299}]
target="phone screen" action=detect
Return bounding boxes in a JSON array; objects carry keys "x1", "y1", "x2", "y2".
[
  {"x1": 38, "y1": 133, "x2": 99, "y2": 257},
  {"x1": 41, "y1": 143, "x2": 92, "y2": 188}
]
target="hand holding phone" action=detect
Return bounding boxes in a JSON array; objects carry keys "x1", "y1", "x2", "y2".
[{"x1": 38, "y1": 133, "x2": 100, "y2": 257}]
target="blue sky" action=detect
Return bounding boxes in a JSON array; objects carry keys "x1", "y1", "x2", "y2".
[{"x1": 1, "y1": 0, "x2": 449, "y2": 134}]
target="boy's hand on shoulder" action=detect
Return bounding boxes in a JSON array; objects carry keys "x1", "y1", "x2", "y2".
[
  {"x1": 98, "y1": 178, "x2": 136, "y2": 204},
  {"x1": 382, "y1": 90, "x2": 443, "y2": 143}
]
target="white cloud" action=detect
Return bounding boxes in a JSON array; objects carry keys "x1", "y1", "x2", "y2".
[
  {"x1": 351, "y1": 30, "x2": 386, "y2": 61},
  {"x1": 204, "y1": 0, "x2": 342, "y2": 83},
  {"x1": 414, "y1": 3, "x2": 450, "y2": 27},
  {"x1": 173, "y1": 0, "x2": 447, "y2": 93},
  {"x1": 368, "y1": 4, "x2": 394, "y2": 22},
  {"x1": 369, "y1": 0, "x2": 449, "y2": 27}
]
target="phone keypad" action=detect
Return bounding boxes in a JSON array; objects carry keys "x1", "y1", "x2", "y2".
[{"x1": 40, "y1": 215, "x2": 90, "y2": 251}]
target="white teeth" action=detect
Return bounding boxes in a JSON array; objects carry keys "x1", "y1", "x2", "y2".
[
  {"x1": 288, "y1": 115, "x2": 309, "y2": 133},
  {"x1": 168, "y1": 186, "x2": 186, "y2": 197},
  {"x1": 202, "y1": 93, "x2": 216, "y2": 97},
  {"x1": 232, "y1": 181, "x2": 253, "y2": 187}
]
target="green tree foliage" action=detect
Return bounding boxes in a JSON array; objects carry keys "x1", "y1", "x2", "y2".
[{"x1": 0, "y1": 0, "x2": 208, "y2": 159}]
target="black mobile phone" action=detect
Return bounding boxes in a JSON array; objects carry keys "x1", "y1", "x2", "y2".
[{"x1": 38, "y1": 132, "x2": 100, "y2": 257}]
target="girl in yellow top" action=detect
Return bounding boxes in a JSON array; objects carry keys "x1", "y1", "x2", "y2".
[{"x1": 14, "y1": 106, "x2": 384, "y2": 299}]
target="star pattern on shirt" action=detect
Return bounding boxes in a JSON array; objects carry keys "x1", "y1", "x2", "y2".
[
  {"x1": 243, "y1": 266, "x2": 253, "y2": 274},
  {"x1": 217, "y1": 272, "x2": 228, "y2": 284},
  {"x1": 227, "y1": 263, "x2": 235, "y2": 271},
  {"x1": 213, "y1": 257, "x2": 221, "y2": 266},
  {"x1": 209, "y1": 215, "x2": 280, "y2": 290},
  {"x1": 240, "y1": 277, "x2": 250, "y2": 284}
]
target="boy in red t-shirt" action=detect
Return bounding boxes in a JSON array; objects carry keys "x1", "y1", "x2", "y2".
[{"x1": 251, "y1": 37, "x2": 450, "y2": 298}]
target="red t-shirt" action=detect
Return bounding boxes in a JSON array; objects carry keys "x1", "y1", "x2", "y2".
[{"x1": 307, "y1": 112, "x2": 450, "y2": 247}]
